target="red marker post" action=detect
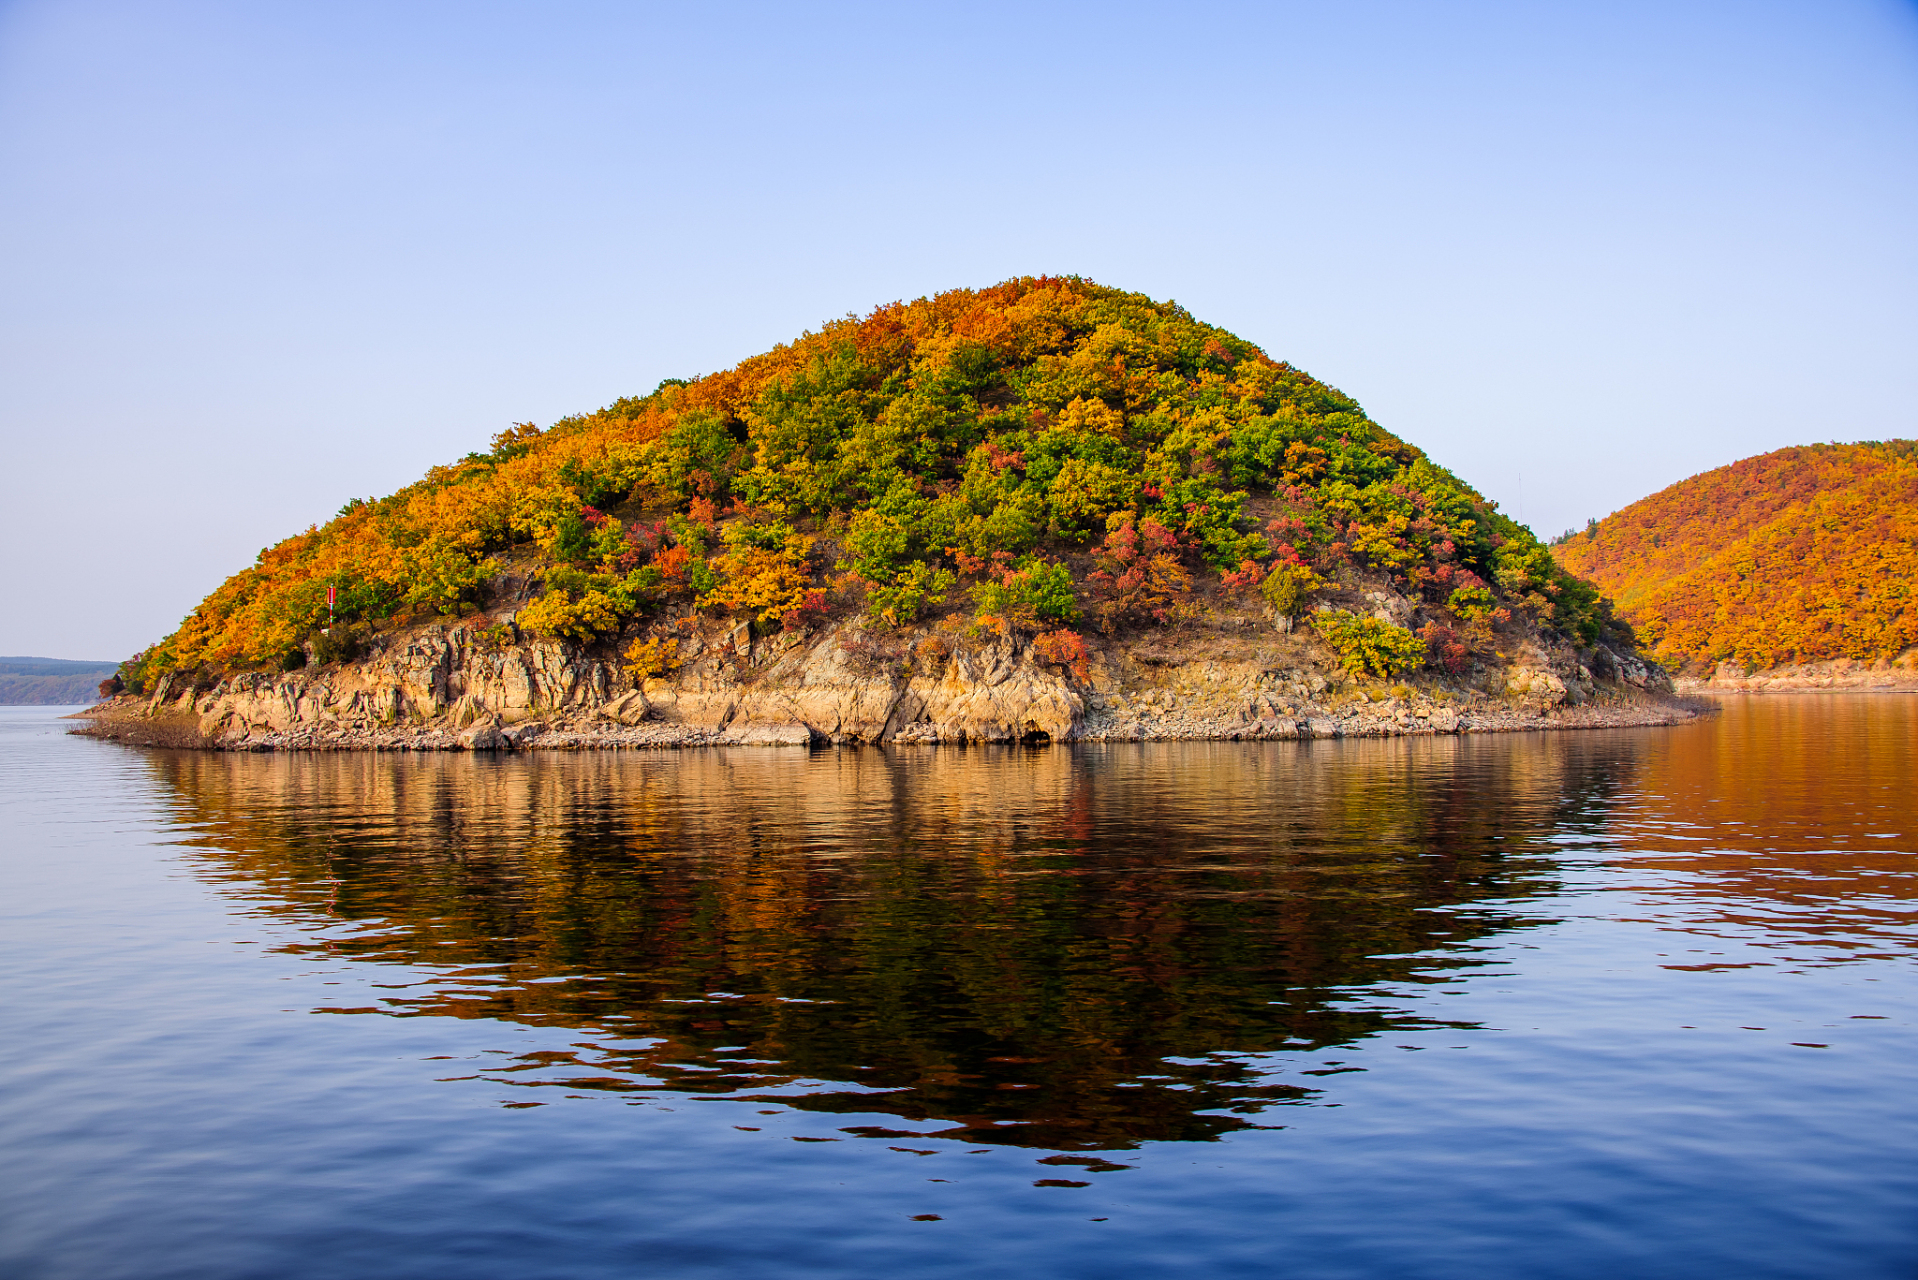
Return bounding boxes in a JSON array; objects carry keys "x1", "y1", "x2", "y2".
[{"x1": 326, "y1": 585, "x2": 336, "y2": 632}]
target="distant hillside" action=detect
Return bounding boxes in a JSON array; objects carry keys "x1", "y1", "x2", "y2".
[
  {"x1": 1553, "y1": 443, "x2": 1918, "y2": 673},
  {"x1": 0, "y1": 657, "x2": 119, "y2": 705}
]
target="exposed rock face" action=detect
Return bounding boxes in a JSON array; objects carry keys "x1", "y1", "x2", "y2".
[
  {"x1": 81, "y1": 601, "x2": 1693, "y2": 751},
  {"x1": 124, "y1": 617, "x2": 1089, "y2": 749},
  {"x1": 1500, "y1": 641, "x2": 1667, "y2": 711}
]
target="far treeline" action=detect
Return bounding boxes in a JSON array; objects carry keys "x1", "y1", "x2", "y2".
[
  {"x1": 0, "y1": 657, "x2": 119, "y2": 706},
  {"x1": 1552, "y1": 441, "x2": 1918, "y2": 674},
  {"x1": 117, "y1": 277, "x2": 1619, "y2": 694}
]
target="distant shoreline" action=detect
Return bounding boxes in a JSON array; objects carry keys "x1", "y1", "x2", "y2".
[
  {"x1": 1675, "y1": 655, "x2": 1918, "y2": 695},
  {"x1": 0, "y1": 658, "x2": 118, "y2": 706}
]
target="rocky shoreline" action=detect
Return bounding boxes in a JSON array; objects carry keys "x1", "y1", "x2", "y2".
[
  {"x1": 72, "y1": 600, "x2": 1700, "y2": 752},
  {"x1": 72, "y1": 690, "x2": 1701, "y2": 752},
  {"x1": 1674, "y1": 653, "x2": 1918, "y2": 695}
]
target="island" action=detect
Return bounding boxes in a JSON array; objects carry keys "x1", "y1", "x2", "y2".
[{"x1": 78, "y1": 278, "x2": 1691, "y2": 750}]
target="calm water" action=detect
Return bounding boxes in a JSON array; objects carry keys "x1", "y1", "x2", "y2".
[{"x1": 1, "y1": 697, "x2": 1913, "y2": 1279}]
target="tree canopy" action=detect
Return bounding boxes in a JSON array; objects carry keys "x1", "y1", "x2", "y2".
[{"x1": 129, "y1": 277, "x2": 1604, "y2": 686}]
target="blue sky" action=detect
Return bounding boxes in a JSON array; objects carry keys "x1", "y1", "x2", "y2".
[{"x1": 3, "y1": 0, "x2": 1914, "y2": 659}]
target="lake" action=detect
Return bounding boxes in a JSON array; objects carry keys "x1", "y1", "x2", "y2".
[{"x1": 1, "y1": 696, "x2": 1913, "y2": 1279}]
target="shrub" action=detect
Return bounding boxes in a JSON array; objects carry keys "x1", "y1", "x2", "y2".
[
  {"x1": 972, "y1": 558, "x2": 1080, "y2": 633},
  {"x1": 1084, "y1": 515, "x2": 1191, "y2": 632},
  {"x1": 395, "y1": 537, "x2": 498, "y2": 615},
  {"x1": 116, "y1": 649, "x2": 155, "y2": 695},
  {"x1": 913, "y1": 632, "x2": 953, "y2": 668},
  {"x1": 1031, "y1": 628, "x2": 1091, "y2": 681},
  {"x1": 701, "y1": 535, "x2": 813, "y2": 622},
  {"x1": 867, "y1": 561, "x2": 956, "y2": 627},
  {"x1": 652, "y1": 543, "x2": 694, "y2": 588},
  {"x1": 1447, "y1": 580, "x2": 1506, "y2": 648},
  {"x1": 622, "y1": 636, "x2": 681, "y2": 680},
  {"x1": 1420, "y1": 621, "x2": 1471, "y2": 675},
  {"x1": 310, "y1": 623, "x2": 365, "y2": 666},
  {"x1": 1260, "y1": 561, "x2": 1323, "y2": 617},
  {"x1": 781, "y1": 588, "x2": 831, "y2": 633},
  {"x1": 279, "y1": 648, "x2": 307, "y2": 672},
  {"x1": 1046, "y1": 458, "x2": 1139, "y2": 542},
  {"x1": 1312, "y1": 610, "x2": 1424, "y2": 679},
  {"x1": 686, "y1": 557, "x2": 720, "y2": 597},
  {"x1": 520, "y1": 588, "x2": 624, "y2": 641},
  {"x1": 1219, "y1": 559, "x2": 1265, "y2": 592},
  {"x1": 640, "y1": 409, "x2": 740, "y2": 502},
  {"x1": 1447, "y1": 581, "x2": 1497, "y2": 619},
  {"x1": 548, "y1": 507, "x2": 597, "y2": 564}
]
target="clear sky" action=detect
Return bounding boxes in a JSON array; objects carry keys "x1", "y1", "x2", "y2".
[{"x1": 3, "y1": 0, "x2": 1914, "y2": 660}]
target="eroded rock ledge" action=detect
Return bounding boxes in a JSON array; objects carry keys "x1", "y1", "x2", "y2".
[{"x1": 73, "y1": 604, "x2": 1695, "y2": 751}]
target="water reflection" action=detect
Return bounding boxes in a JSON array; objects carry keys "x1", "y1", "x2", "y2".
[
  {"x1": 150, "y1": 734, "x2": 1647, "y2": 1149},
  {"x1": 1596, "y1": 694, "x2": 1918, "y2": 967}
]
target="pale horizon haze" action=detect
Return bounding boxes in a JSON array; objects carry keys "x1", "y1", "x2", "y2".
[{"x1": 3, "y1": 0, "x2": 1915, "y2": 660}]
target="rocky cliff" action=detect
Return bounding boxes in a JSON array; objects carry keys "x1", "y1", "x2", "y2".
[{"x1": 78, "y1": 583, "x2": 1689, "y2": 751}]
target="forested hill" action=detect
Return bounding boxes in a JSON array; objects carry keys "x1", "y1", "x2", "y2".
[
  {"x1": 1552, "y1": 442, "x2": 1918, "y2": 673},
  {"x1": 0, "y1": 657, "x2": 119, "y2": 705},
  {"x1": 123, "y1": 277, "x2": 1613, "y2": 691}
]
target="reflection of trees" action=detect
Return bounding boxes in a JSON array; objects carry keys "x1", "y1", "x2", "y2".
[{"x1": 150, "y1": 735, "x2": 1631, "y2": 1149}]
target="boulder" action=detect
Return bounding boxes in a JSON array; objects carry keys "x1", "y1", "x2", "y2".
[
  {"x1": 1504, "y1": 667, "x2": 1569, "y2": 706},
  {"x1": 458, "y1": 723, "x2": 504, "y2": 751}
]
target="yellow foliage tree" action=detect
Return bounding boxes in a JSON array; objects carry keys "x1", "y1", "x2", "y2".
[
  {"x1": 519, "y1": 590, "x2": 625, "y2": 642},
  {"x1": 622, "y1": 637, "x2": 681, "y2": 680},
  {"x1": 699, "y1": 538, "x2": 813, "y2": 622}
]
